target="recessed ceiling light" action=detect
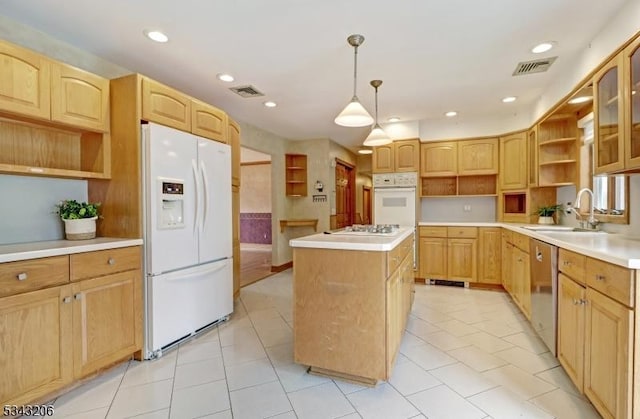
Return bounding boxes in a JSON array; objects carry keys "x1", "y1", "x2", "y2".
[
  {"x1": 217, "y1": 73, "x2": 234, "y2": 82},
  {"x1": 387, "y1": 117, "x2": 400, "y2": 122},
  {"x1": 358, "y1": 149, "x2": 373, "y2": 154},
  {"x1": 568, "y1": 95, "x2": 593, "y2": 104},
  {"x1": 264, "y1": 101, "x2": 277, "y2": 108},
  {"x1": 502, "y1": 96, "x2": 517, "y2": 103},
  {"x1": 144, "y1": 30, "x2": 169, "y2": 43},
  {"x1": 531, "y1": 42, "x2": 555, "y2": 54},
  {"x1": 445, "y1": 111, "x2": 457, "y2": 117}
]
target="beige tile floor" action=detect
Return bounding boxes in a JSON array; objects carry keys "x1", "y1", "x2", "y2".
[{"x1": 48, "y1": 270, "x2": 602, "y2": 419}]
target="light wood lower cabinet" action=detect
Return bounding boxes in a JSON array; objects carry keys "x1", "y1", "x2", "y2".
[
  {"x1": 447, "y1": 238, "x2": 476, "y2": 282},
  {"x1": 501, "y1": 231, "x2": 530, "y2": 318},
  {"x1": 477, "y1": 227, "x2": 501, "y2": 284},
  {"x1": 557, "y1": 273, "x2": 585, "y2": 392},
  {"x1": 419, "y1": 236, "x2": 447, "y2": 279},
  {"x1": 0, "y1": 246, "x2": 142, "y2": 407},
  {"x1": 0, "y1": 285, "x2": 73, "y2": 406}
]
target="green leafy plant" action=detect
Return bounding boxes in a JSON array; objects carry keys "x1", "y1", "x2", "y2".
[
  {"x1": 536, "y1": 204, "x2": 562, "y2": 217},
  {"x1": 55, "y1": 200, "x2": 101, "y2": 220}
]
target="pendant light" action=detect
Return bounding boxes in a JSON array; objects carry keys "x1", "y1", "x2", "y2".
[
  {"x1": 334, "y1": 34, "x2": 374, "y2": 127},
  {"x1": 363, "y1": 80, "x2": 391, "y2": 146}
]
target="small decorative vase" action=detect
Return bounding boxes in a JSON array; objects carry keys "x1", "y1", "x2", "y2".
[
  {"x1": 538, "y1": 215, "x2": 555, "y2": 225},
  {"x1": 63, "y1": 217, "x2": 97, "y2": 240}
]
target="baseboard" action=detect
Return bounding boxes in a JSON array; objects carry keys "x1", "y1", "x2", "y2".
[
  {"x1": 414, "y1": 277, "x2": 427, "y2": 284},
  {"x1": 271, "y1": 261, "x2": 293, "y2": 272},
  {"x1": 468, "y1": 282, "x2": 506, "y2": 292}
]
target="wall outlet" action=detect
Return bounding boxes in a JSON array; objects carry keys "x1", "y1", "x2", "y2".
[{"x1": 463, "y1": 205, "x2": 472, "y2": 212}]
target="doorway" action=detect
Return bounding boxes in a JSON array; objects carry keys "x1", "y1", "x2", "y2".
[
  {"x1": 239, "y1": 147, "x2": 273, "y2": 287},
  {"x1": 335, "y1": 159, "x2": 356, "y2": 229}
]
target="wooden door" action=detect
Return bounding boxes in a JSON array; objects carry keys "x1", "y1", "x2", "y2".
[
  {"x1": 0, "y1": 286, "x2": 72, "y2": 406},
  {"x1": 624, "y1": 37, "x2": 640, "y2": 169},
  {"x1": 420, "y1": 142, "x2": 457, "y2": 176},
  {"x1": 419, "y1": 237, "x2": 447, "y2": 279},
  {"x1": 594, "y1": 55, "x2": 624, "y2": 174},
  {"x1": 362, "y1": 186, "x2": 372, "y2": 224},
  {"x1": 192, "y1": 99, "x2": 228, "y2": 143},
  {"x1": 51, "y1": 62, "x2": 109, "y2": 132},
  {"x1": 447, "y1": 238, "x2": 476, "y2": 281},
  {"x1": 557, "y1": 273, "x2": 585, "y2": 392},
  {"x1": 477, "y1": 228, "x2": 501, "y2": 284},
  {"x1": 72, "y1": 271, "x2": 140, "y2": 378},
  {"x1": 141, "y1": 77, "x2": 191, "y2": 131},
  {"x1": 458, "y1": 138, "x2": 499, "y2": 175},
  {"x1": 499, "y1": 133, "x2": 527, "y2": 190},
  {"x1": 335, "y1": 160, "x2": 355, "y2": 228},
  {"x1": 229, "y1": 118, "x2": 241, "y2": 186},
  {"x1": 372, "y1": 144, "x2": 394, "y2": 173},
  {"x1": 394, "y1": 139, "x2": 419, "y2": 172},
  {"x1": 584, "y1": 288, "x2": 633, "y2": 419}
]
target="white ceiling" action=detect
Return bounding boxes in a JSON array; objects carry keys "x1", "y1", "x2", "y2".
[{"x1": 0, "y1": 0, "x2": 631, "y2": 151}]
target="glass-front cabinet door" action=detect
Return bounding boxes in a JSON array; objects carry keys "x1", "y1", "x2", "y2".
[
  {"x1": 625, "y1": 37, "x2": 640, "y2": 169},
  {"x1": 594, "y1": 55, "x2": 624, "y2": 174}
]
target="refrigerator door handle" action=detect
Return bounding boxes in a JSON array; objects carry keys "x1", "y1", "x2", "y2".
[
  {"x1": 200, "y1": 160, "x2": 209, "y2": 232},
  {"x1": 192, "y1": 160, "x2": 200, "y2": 234}
]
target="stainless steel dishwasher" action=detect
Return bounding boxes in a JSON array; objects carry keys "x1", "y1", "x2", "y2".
[{"x1": 530, "y1": 239, "x2": 558, "y2": 356}]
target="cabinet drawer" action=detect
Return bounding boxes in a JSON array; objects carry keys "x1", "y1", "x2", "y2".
[
  {"x1": 419, "y1": 226, "x2": 447, "y2": 238},
  {"x1": 447, "y1": 227, "x2": 477, "y2": 238},
  {"x1": 387, "y1": 236, "x2": 413, "y2": 277},
  {"x1": 70, "y1": 246, "x2": 141, "y2": 282},
  {"x1": 512, "y1": 233, "x2": 530, "y2": 253},
  {"x1": 559, "y1": 249, "x2": 586, "y2": 284},
  {"x1": 0, "y1": 256, "x2": 69, "y2": 297},
  {"x1": 586, "y1": 258, "x2": 634, "y2": 308}
]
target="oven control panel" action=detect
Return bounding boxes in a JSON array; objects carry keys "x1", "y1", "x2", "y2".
[{"x1": 373, "y1": 172, "x2": 417, "y2": 187}]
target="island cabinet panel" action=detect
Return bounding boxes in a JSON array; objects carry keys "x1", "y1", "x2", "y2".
[
  {"x1": 0, "y1": 285, "x2": 73, "y2": 407},
  {"x1": 0, "y1": 40, "x2": 51, "y2": 120}
]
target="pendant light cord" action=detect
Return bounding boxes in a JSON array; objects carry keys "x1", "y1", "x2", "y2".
[
  {"x1": 352, "y1": 45, "x2": 359, "y2": 99},
  {"x1": 374, "y1": 84, "x2": 379, "y2": 123}
]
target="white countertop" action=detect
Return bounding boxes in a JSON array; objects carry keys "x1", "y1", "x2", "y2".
[
  {"x1": 419, "y1": 222, "x2": 640, "y2": 269},
  {"x1": 0, "y1": 237, "x2": 144, "y2": 263},
  {"x1": 290, "y1": 227, "x2": 414, "y2": 251}
]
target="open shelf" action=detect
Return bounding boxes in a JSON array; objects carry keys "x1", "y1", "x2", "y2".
[
  {"x1": 537, "y1": 115, "x2": 578, "y2": 185},
  {"x1": 539, "y1": 159, "x2": 577, "y2": 166},
  {"x1": 279, "y1": 219, "x2": 318, "y2": 233},
  {"x1": 285, "y1": 153, "x2": 307, "y2": 197},
  {"x1": 601, "y1": 132, "x2": 619, "y2": 143},
  {"x1": 538, "y1": 136, "x2": 576, "y2": 145},
  {"x1": 421, "y1": 176, "x2": 456, "y2": 196},
  {"x1": 458, "y1": 175, "x2": 497, "y2": 195}
]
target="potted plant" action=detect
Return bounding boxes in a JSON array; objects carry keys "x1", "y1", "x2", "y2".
[
  {"x1": 536, "y1": 204, "x2": 562, "y2": 225},
  {"x1": 55, "y1": 199, "x2": 101, "y2": 240}
]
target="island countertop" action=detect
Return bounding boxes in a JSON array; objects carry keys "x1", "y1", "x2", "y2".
[
  {"x1": 289, "y1": 227, "x2": 414, "y2": 251},
  {"x1": 0, "y1": 237, "x2": 144, "y2": 263}
]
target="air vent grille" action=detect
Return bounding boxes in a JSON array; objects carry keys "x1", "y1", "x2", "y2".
[
  {"x1": 512, "y1": 57, "x2": 557, "y2": 76},
  {"x1": 230, "y1": 85, "x2": 264, "y2": 98}
]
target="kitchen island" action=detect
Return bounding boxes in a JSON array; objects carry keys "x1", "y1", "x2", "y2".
[{"x1": 289, "y1": 227, "x2": 414, "y2": 385}]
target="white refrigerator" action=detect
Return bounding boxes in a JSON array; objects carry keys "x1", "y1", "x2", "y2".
[{"x1": 142, "y1": 122, "x2": 233, "y2": 358}]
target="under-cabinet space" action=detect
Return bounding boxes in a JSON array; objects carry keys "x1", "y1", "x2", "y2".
[
  {"x1": 0, "y1": 118, "x2": 110, "y2": 179},
  {"x1": 420, "y1": 175, "x2": 496, "y2": 196},
  {"x1": 285, "y1": 153, "x2": 307, "y2": 197},
  {"x1": 421, "y1": 176, "x2": 456, "y2": 196},
  {"x1": 458, "y1": 175, "x2": 497, "y2": 195}
]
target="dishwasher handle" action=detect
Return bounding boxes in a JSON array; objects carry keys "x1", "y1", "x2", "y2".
[{"x1": 535, "y1": 245, "x2": 543, "y2": 262}]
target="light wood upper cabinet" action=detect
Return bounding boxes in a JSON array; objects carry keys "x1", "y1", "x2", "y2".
[
  {"x1": 51, "y1": 63, "x2": 109, "y2": 132},
  {"x1": 0, "y1": 285, "x2": 72, "y2": 407},
  {"x1": 458, "y1": 138, "x2": 499, "y2": 175},
  {"x1": 584, "y1": 287, "x2": 633, "y2": 419},
  {"x1": 372, "y1": 140, "x2": 419, "y2": 173},
  {"x1": 557, "y1": 273, "x2": 585, "y2": 392},
  {"x1": 594, "y1": 55, "x2": 624, "y2": 174},
  {"x1": 394, "y1": 139, "x2": 420, "y2": 172},
  {"x1": 499, "y1": 132, "x2": 527, "y2": 190},
  {"x1": 228, "y1": 118, "x2": 241, "y2": 187},
  {"x1": 72, "y1": 270, "x2": 140, "y2": 378},
  {"x1": 141, "y1": 77, "x2": 191, "y2": 131},
  {"x1": 191, "y1": 100, "x2": 228, "y2": 143},
  {"x1": 0, "y1": 40, "x2": 51, "y2": 120},
  {"x1": 624, "y1": 36, "x2": 640, "y2": 170},
  {"x1": 372, "y1": 144, "x2": 394, "y2": 173},
  {"x1": 420, "y1": 141, "x2": 457, "y2": 176},
  {"x1": 477, "y1": 227, "x2": 501, "y2": 285}
]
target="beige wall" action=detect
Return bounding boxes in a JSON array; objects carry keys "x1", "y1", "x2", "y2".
[{"x1": 240, "y1": 163, "x2": 271, "y2": 213}]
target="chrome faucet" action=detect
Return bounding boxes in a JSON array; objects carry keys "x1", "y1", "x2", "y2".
[{"x1": 573, "y1": 188, "x2": 599, "y2": 230}]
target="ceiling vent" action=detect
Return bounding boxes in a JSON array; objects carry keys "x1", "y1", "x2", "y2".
[
  {"x1": 512, "y1": 57, "x2": 557, "y2": 76},
  {"x1": 229, "y1": 85, "x2": 264, "y2": 98}
]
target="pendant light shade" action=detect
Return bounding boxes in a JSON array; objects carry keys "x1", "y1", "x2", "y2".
[
  {"x1": 363, "y1": 79, "x2": 391, "y2": 146},
  {"x1": 334, "y1": 34, "x2": 374, "y2": 127}
]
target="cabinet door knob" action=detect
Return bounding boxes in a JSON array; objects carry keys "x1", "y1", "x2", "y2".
[
  {"x1": 595, "y1": 274, "x2": 605, "y2": 281},
  {"x1": 16, "y1": 272, "x2": 27, "y2": 281},
  {"x1": 108, "y1": 257, "x2": 116, "y2": 265},
  {"x1": 63, "y1": 296, "x2": 72, "y2": 304},
  {"x1": 74, "y1": 293, "x2": 82, "y2": 300}
]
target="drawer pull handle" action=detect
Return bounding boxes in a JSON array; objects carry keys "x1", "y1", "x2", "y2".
[
  {"x1": 16, "y1": 272, "x2": 27, "y2": 281},
  {"x1": 108, "y1": 257, "x2": 116, "y2": 265},
  {"x1": 63, "y1": 296, "x2": 72, "y2": 304},
  {"x1": 595, "y1": 274, "x2": 605, "y2": 281},
  {"x1": 74, "y1": 293, "x2": 82, "y2": 300},
  {"x1": 563, "y1": 261, "x2": 571, "y2": 266}
]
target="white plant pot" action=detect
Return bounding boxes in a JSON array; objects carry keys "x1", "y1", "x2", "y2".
[
  {"x1": 538, "y1": 215, "x2": 555, "y2": 225},
  {"x1": 63, "y1": 217, "x2": 97, "y2": 240}
]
